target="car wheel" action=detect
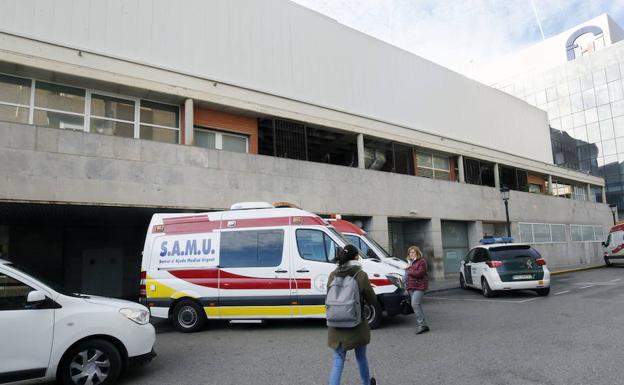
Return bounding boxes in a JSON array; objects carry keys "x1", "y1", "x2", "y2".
[
  {"x1": 172, "y1": 299, "x2": 206, "y2": 333},
  {"x1": 605, "y1": 256, "x2": 612, "y2": 267},
  {"x1": 459, "y1": 274, "x2": 467, "y2": 289},
  {"x1": 536, "y1": 288, "x2": 550, "y2": 296},
  {"x1": 364, "y1": 302, "x2": 382, "y2": 330},
  {"x1": 481, "y1": 278, "x2": 495, "y2": 298},
  {"x1": 59, "y1": 339, "x2": 121, "y2": 385}
]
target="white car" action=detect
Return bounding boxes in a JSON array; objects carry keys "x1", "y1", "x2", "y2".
[
  {"x1": 459, "y1": 239, "x2": 551, "y2": 297},
  {"x1": 0, "y1": 259, "x2": 156, "y2": 385}
]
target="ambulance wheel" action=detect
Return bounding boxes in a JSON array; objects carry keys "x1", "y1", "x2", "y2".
[
  {"x1": 459, "y1": 274, "x2": 467, "y2": 289},
  {"x1": 365, "y1": 302, "x2": 382, "y2": 329},
  {"x1": 481, "y1": 278, "x2": 495, "y2": 298},
  {"x1": 172, "y1": 299, "x2": 206, "y2": 333}
]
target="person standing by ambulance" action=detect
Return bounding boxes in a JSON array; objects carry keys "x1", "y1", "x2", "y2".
[
  {"x1": 406, "y1": 246, "x2": 429, "y2": 334},
  {"x1": 326, "y1": 244, "x2": 377, "y2": 385}
]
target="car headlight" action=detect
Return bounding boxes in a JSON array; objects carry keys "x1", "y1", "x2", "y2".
[
  {"x1": 386, "y1": 274, "x2": 404, "y2": 290},
  {"x1": 119, "y1": 308, "x2": 150, "y2": 325}
]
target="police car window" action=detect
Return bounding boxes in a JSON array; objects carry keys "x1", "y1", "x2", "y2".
[
  {"x1": 473, "y1": 249, "x2": 488, "y2": 263},
  {"x1": 489, "y1": 246, "x2": 539, "y2": 260},
  {"x1": 296, "y1": 229, "x2": 337, "y2": 263},
  {"x1": 0, "y1": 273, "x2": 35, "y2": 311},
  {"x1": 465, "y1": 249, "x2": 475, "y2": 263},
  {"x1": 220, "y1": 229, "x2": 284, "y2": 268}
]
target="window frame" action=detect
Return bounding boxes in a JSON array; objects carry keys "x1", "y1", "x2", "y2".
[
  {"x1": 0, "y1": 73, "x2": 32, "y2": 124},
  {"x1": 219, "y1": 228, "x2": 285, "y2": 268},
  {"x1": 0, "y1": 271, "x2": 37, "y2": 311},
  {"x1": 194, "y1": 126, "x2": 249, "y2": 153},
  {"x1": 416, "y1": 151, "x2": 451, "y2": 180},
  {"x1": 518, "y1": 222, "x2": 569, "y2": 244},
  {"x1": 86, "y1": 90, "x2": 140, "y2": 138}
]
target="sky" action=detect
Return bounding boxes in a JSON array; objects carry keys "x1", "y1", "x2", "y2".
[{"x1": 291, "y1": 0, "x2": 624, "y2": 78}]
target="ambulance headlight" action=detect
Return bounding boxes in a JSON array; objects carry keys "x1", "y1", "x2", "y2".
[
  {"x1": 119, "y1": 308, "x2": 150, "y2": 325},
  {"x1": 386, "y1": 274, "x2": 404, "y2": 290}
]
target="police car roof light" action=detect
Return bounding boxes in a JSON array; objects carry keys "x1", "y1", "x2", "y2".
[{"x1": 479, "y1": 236, "x2": 514, "y2": 245}]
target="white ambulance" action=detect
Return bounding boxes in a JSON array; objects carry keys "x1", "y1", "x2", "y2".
[
  {"x1": 140, "y1": 202, "x2": 409, "y2": 332},
  {"x1": 328, "y1": 218, "x2": 408, "y2": 271},
  {"x1": 603, "y1": 223, "x2": 624, "y2": 266}
]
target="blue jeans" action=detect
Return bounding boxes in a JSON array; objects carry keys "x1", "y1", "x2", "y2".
[
  {"x1": 410, "y1": 290, "x2": 427, "y2": 328},
  {"x1": 328, "y1": 345, "x2": 370, "y2": 385}
]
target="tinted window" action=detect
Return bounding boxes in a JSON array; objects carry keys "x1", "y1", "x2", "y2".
[
  {"x1": 220, "y1": 230, "x2": 284, "y2": 268},
  {"x1": 296, "y1": 229, "x2": 338, "y2": 262},
  {"x1": 465, "y1": 249, "x2": 475, "y2": 263},
  {"x1": 489, "y1": 246, "x2": 540, "y2": 260},
  {"x1": 473, "y1": 248, "x2": 489, "y2": 263},
  {"x1": 0, "y1": 273, "x2": 34, "y2": 310}
]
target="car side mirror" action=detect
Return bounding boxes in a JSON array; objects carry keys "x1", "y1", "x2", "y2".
[{"x1": 27, "y1": 290, "x2": 46, "y2": 304}]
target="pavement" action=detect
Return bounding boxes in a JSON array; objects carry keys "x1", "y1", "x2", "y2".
[{"x1": 427, "y1": 262, "x2": 607, "y2": 293}]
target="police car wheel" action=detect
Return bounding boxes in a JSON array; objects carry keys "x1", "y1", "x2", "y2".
[
  {"x1": 172, "y1": 299, "x2": 206, "y2": 333},
  {"x1": 536, "y1": 288, "x2": 550, "y2": 296},
  {"x1": 459, "y1": 274, "x2": 467, "y2": 289},
  {"x1": 364, "y1": 302, "x2": 382, "y2": 329},
  {"x1": 481, "y1": 278, "x2": 495, "y2": 298}
]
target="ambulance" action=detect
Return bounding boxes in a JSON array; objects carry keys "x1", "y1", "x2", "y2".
[
  {"x1": 328, "y1": 218, "x2": 408, "y2": 271},
  {"x1": 140, "y1": 202, "x2": 410, "y2": 332},
  {"x1": 603, "y1": 223, "x2": 624, "y2": 266}
]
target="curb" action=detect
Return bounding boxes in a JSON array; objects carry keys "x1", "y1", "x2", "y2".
[{"x1": 550, "y1": 264, "x2": 605, "y2": 276}]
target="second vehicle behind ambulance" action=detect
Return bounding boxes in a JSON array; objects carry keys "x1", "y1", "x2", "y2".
[{"x1": 140, "y1": 202, "x2": 409, "y2": 332}]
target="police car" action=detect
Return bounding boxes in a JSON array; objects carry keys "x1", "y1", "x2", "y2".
[{"x1": 459, "y1": 237, "x2": 550, "y2": 297}]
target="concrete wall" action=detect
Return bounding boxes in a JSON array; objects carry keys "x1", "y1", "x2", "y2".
[
  {"x1": 0, "y1": 122, "x2": 612, "y2": 268},
  {"x1": 0, "y1": 0, "x2": 553, "y2": 163}
]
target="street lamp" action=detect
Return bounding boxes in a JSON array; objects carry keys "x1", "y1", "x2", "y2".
[
  {"x1": 500, "y1": 185, "x2": 511, "y2": 237},
  {"x1": 609, "y1": 204, "x2": 617, "y2": 226}
]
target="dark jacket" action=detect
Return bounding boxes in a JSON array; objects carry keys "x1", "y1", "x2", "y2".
[
  {"x1": 406, "y1": 258, "x2": 428, "y2": 291},
  {"x1": 327, "y1": 263, "x2": 377, "y2": 351}
]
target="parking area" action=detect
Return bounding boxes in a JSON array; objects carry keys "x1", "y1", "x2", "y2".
[{"x1": 119, "y1": 267, "x2": 623, "y2": 385}]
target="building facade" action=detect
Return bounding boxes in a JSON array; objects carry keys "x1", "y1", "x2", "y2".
[
  {"x1": 0, "y1": 0, "x2": 610, "y2": 299},
  {"x1": 486, "y1": 14, "x2": 624, "y2": 211}
]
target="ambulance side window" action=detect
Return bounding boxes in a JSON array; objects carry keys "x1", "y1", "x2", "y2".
[
  {"x1": 220, "y1": 229, "x2": 284, "y2": 268},
  {"x1": 296, "y1": 229, "x2": 338, "y2": 263}
]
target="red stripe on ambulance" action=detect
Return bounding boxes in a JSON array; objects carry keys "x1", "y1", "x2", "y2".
[
  {"x1": 168, "y1": 269, "x2": 311, "y2": 290},
  {"x1": 162, "y1": 216, "x2": 327, "y2": 235}
]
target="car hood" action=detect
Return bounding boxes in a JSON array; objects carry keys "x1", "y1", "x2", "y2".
[{"x1": 84, "y1": 295, "x2": 147, "y2": 310}]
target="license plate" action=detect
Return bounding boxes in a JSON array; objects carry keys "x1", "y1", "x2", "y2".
[{"x1": 512, "y1": 274, "x2": 533, "y2": 280}]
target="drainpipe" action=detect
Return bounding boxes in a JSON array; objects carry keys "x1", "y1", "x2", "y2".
[{"x1": 184, "y1": 98, "x2": 194, "y2": 146}]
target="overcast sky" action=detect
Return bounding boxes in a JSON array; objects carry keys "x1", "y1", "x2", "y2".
[{"x1": 291, "y1": 0, "x2": 624, "y2": 77}]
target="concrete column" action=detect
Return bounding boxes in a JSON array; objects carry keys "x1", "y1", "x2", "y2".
[
  {"x1": 547, "y1": 175, "x2": 553, "y2": 195},
  {"x1": 184, "y1": 98, "x2": 194, "y2": 146},
  {"x1": 586, "y1": 184, "x2": 592, "y2": 202},
  {"x1": 467, "y1": 221, "x2": 483, "y2": 248},
  {"x1": 429, "y1": 218, "x2": 445, "y2": 281},
  {"x1": 357, "y1": 133, "x2": 365, "y2": 169},
  {"x1": 602, "y1": 186, "x2": 607, "y2": 204},
  {"x1": 457, "y1": 155, "x2": 465, "y2": 183},
  {"x1": 494, "y1": 163, "x2": 500, "y2": 189},
  {"x1": 368, "y1": 215, "x2": 389, "y2": 251}
]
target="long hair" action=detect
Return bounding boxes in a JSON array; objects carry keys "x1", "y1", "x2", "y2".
[
  {"x1": 335, "y1": 244, "x2": 359, "y2": 266},
  {"x1": 406, "y1": 245, "x2": 423, "y2": 261}
]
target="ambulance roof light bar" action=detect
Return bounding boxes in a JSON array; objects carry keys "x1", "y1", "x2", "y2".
[{"x1": 230, "y1": 202, "x2": 274, "y2": 210}]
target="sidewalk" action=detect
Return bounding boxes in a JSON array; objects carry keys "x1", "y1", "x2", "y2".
[{"x1": 426, "y1": 263, "x2": 606, "y2": 294}]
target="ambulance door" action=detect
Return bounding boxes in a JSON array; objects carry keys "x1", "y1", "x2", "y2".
[
  {"x1": 290, "y1": 227, "x2": 340, "y2": 317},
  {"x1": 218, "y1": 227, "x2": 294, "y2": 319}
]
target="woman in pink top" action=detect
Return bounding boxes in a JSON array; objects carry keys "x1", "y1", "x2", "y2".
[{"x1": 405, "y1": 246, "x2": 429, "y2": 334}]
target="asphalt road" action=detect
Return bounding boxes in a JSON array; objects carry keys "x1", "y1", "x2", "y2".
[{"x1": 120, "y1": 267, "x2": 624, "y2": 385}]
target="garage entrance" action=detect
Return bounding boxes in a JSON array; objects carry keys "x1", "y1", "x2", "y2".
[
  {"x1": 441, "y1": 221, "x2": 469, "y2": 276},
  {"x1": 387, "y1": 218, "x2": 431, "y2": 260}
]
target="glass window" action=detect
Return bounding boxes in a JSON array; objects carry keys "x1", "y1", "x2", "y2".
[
  {"x1": 473, "y1": 248, "x2": 489, "y2": 263},
  {"x1": 580, "y1": 74, "x2": 594, "y2": 91},
  {"x1": 433, "y1": 155, "x2": 449, "y2": 170},
  {"x1": 0, "y1": 74, "x2": 31, "y2": 105},
  {"x1": 603, "y1": 139, "x2": 617, "y2": 156},
  {"x1": 535, "y1": 90, "x2": 546, "y2": 106},
  {"x1": 597, "y1": 105, "x2": 612, "y2": 121},
  {"x1": 568, "y1": 78, "x2": 581, "y2": 94},
  {"x1": 91, "y1": 94, "x2": 135, "y2": 121},
  {"x1": 195, "y1": 130, "x2": 216, "y2": 149},
  {"x1": 606, "y1": 64, "x2": 620, "y2": 82},
  {"x1": 140, "y1": 100, "x2": 179, "y2": 128},
  {"x1": 34, "y1": 110, "x2": 84, "y2": 130},
  {"x1": 582, "y1": 89, "x2": 596, "y2": 109},
  {"x1": 581, "y1": 225, "x2": 595, "y2": 241},
  {"x1": 612, "y1": 100, "x2": 624, "y2": 118},
  {"x1": 0, "y1": 104, "x2": 28, "y2": 124},
  {"x1": 608, "y1": 81, "x2": 623, "y2": 102},
  {"x1": 546, "y1": 87, "x2": 557, "y2": 102},
  {"x1": 594, "y1": 226, "x2": 604, "y2": 241},
  {"x1": 570, "y1": 92, "x2": 584, "y2": 113},
  {"x1": 573, "y1": 126, "x2": 588, "y2": 142},
  {"x1": 600, "y1": 120, "x2": 614, "y2": 140},
  {"x1": 35, "y1": 81, "x2": 85, "y2": 113},
  {"x1": 344, "y1": 235, "x2": 373, "y2": 258},
  {"x1": 220, "y1": 229, "x2": 284, "y2": 268},
  {"x1": 595, "y1": 85, "x2": 609, "y2": 106},
  {"x1": 296, "y1": 229, "x2": 338, "y2": 263},
  {"x1": 570, "y1": 225, "x2": 582, "y2": 241},
  {"x1": 519, "y1": 223, "x2": 533, "y2": 243},
  {"x1": 222, "y1": 134, "x2": 247, "y2": 153},
  {"x1": 593, "y1": 69, "x2": 607, "y2": 87},
  {"x1": 140, "y1": 125, "x2": 178, "y2": 144},
  {"x1": 572, "y1": 111, "x2": 586, "y2": 127},
  {"x1": 551, "y1": 225, "x2": 566, "y2": 242},
  {"x1": 90, "y1": 119, "x2": 134, "y2": 138},
  {"x1": 587, "y1": 123, "x2": 600, "y2": 143},
  {"x1": 614, "y1": 116, "x2": 624, "y2": 137},
  {"x1": 0, "y1": 273, "x2": 35, "y2": 311},
  {"x1": 417, "y1": 153, "x2": 433, "y2": 168},
  {"x1": 584, "y1": 108, "x2": 598, "y2": 124},
  {"x1": 533, "y1": 224, "x2": 551, "y2": 242}
]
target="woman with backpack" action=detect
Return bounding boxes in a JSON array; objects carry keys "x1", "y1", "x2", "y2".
[
  {"x1": 326, "y1": 244, "x2": 377, "y2": 385},
  {"x1": 406, "y1": 245, "x2": 430, "y2": 334}
]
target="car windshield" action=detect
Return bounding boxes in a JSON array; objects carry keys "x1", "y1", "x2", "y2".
[
  {"x1": 363, "y1": 235, "x2": 394, "y2": 259},
  {"x1": 489, "y1": 246, "x2": 540, "y2": 260},
  {"x1": 5, "y1": 262, "x2": 78, "y2": 297}
]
